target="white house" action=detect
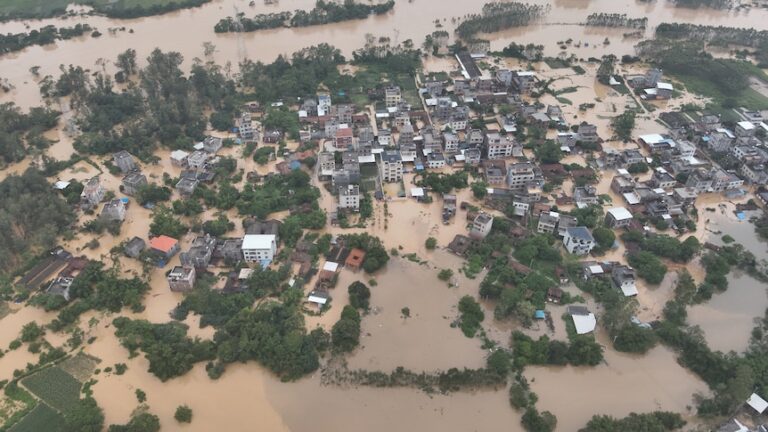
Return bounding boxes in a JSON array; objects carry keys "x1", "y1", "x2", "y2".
[
  {"x1": 338, "y1": 184, "x2": 360, "y2": 212},
  {"x1": 470, "y1": 213, "x2": 494, "y2": 240},
  {"x1": 242, "y1": 234, "x2": 277, "y2": 263},
  {"x1": 567, "y1": 305, "x2": 596, "y2": 334},
  {"x1": 563, "y1": 226, "x2": 596, "y2": 255},
  {"x1": 605, "y1": 207, "x2": 633, "y2": 228}
]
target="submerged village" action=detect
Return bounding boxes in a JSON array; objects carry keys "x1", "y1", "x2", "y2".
[{"x1": 5, "y1": 0, "x2": 768, "y2": 431}]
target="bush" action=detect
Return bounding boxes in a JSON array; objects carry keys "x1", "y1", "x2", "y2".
[
  {"x1": 348, "y1": 281, "x2": 371, "y2": 310},
  {"x1": 174, "y1": 405, "x2": 193, "y2": 423},
  {"x1": 438, "y1": 269, "x2": 454, "y2": 282},
  {"x1": 425, "y1": 237, "x2": 437, "y2": 250},
  {"x1": 331, "y1": 306, "x2": 361, "y2": 352},
  {"x1": 628, "y1": 251, "x2": 667, "y2": 284},
  {"x1": 613, "y1": 325, "x2": 658, "y2": 354},
  {"x1": 458, "y1": 296, "x2": 485, "y2": 337}
]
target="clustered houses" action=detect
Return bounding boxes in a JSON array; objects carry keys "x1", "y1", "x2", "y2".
[{"x1": 170, "y1": 135, "x2": 226, "y2": 197}]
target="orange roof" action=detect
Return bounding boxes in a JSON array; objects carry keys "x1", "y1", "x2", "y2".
[
  {"x1": 345, "y1": 248, "x2": 366, "y2": 267},
  {"x1": 149, "y1": 235, "x2": 178, "y2": 253},
  {"x1": 336, "y1": 128, "x2": 353, "y2": 138}
]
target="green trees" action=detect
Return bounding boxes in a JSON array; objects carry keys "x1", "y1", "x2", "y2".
[
  {"x1": 108, "y1": 412, "x2": 161, "y2": 432},
  {"x1": 135, "y1": 184, "x2": 171, "y2": 206},
  {"x1": 174, "y1": 405, "x2": 193, "y2": 423},
  {"x1": 522, "y1": 408, "x2": 557, "y2": 432},
  {"x1": 627, "y1": 251, "x2": 667, "y2": 284},
  {"x1": 438, "y1": 269, "x2": 454, "y2": 282},
  {"x1": 596, "y1": 55, "x2": 616, "y2": 84},
  {"x1": 534, "y1": 140, "x2": 563, "y2": 164},
  {"x1": 214, "y1": 1, "x2": 396, "y2": 33},
  {"x1": 340, "y1": 233, "x2": 390, "y2": 274},
  {"x1": 458, "y1": 296, "x2": 485, "y2": 337},
  {"x1": 113, "y1": 318, "x2": 215, "y2": 381},
  {"x1": 579, "y1": 411, "x2": 685, "y2": 431},
  {"x1": 149, "y1": 205, "x2": 187, "y2": 238},
  {"x1": 239, "y1": 44, "x2": 344, "y2": 104},
  {"x1": 455, "y1": 2, "x2": 547, "y2": 39},
  {"x1": 332, "y1": 306, "x2": 361, "y2": 352},
  {"x1": 611, "y1": 110, "x2": 636, "y2": 142},
  {"x1": 213, "y1": 299, "x2": 321, "y2": 380},
  {"x1": 348, "y1": 281, "x2": 371, "y2": 310},
  {"x1": 627, "y1": 162, "x2": 649, "y2": 174},
  {"x1": 201, "y1": 215, "x2": 234, "y2": 237},
  {"x1": 0, "y1": 24, "x2": 93, "y2": 55},
  {"x1": 511, "y1": 332, "x2": 603, "y2": 367},
  {"x1": 418, "y1": 172, "x2": 469, "y2": 194},
  {"x1": 0, "y1": 103, "x2": 60, "y2": 165},
  {"x1": 613, "y1": 325, "x2": 658, "y2": 353},
  {"x1": 63, "y1": 397, "x2": 104, "y2": 432},
  {"x1": 471, "y1": 182, "x2": 488, "y2": 199},
  {"x1": 0, "y1": 169, "x2": 75, "y2": 274},
  {"x1": 591, "y1": 227, "x2": 615, "y2": 253}
]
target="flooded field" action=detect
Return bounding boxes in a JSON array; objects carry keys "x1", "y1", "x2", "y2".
[
  {"x1": 1, "y1": 0, "x2": 767, "y2": 111},
  {"x1": 526, "y1": 335, "x2": 708, "y2": 431},
  {"x1": 688, "y1": 208, "x2": 768, "y2": 353}
]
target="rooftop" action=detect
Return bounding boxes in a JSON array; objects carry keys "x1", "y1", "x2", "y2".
[
  {"x1": 242, "y1": 234, "x2": 276, "y2": 250},
  {"x1": 149, "y1": 235, "x2": 178, "y2": 253}
]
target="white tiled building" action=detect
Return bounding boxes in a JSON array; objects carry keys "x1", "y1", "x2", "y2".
[{"x1": 242, "y1": 234, "x2": 277, "y2": 263}]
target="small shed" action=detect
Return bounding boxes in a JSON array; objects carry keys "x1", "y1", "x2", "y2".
[
  {"x1": 307, "y1": 290, "x2": 330, "y2": 308},
  {"x1": 534, "y1": 310, "x2": 546, "y2": 320}
]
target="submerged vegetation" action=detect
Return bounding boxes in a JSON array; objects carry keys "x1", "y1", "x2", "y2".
[
  {"x1": 455, "y1": 2, "x2": 548, "y2": 40},
  {"x1": 214, "y1": 0, "x2": 395, "y2": 33},
  {"x1": 585, "y1": 13, "x2": 647, "y2": 29},
  {"x1": 0, "y1": 24, "x2": 94, "y2": 55}
]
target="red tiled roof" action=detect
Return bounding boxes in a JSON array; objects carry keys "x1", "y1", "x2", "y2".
[{"x1": 149, "y1": 235, "x2": 178, "y2": 253}]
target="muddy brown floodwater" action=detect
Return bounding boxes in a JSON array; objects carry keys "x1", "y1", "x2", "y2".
[
  {"x1": 1, "y1": 0, "x2": 768, "y2": 110},
  {"x1": 2, "y1": 0, "x2": 768, "y2": 429},
  {"x1": 688, "y1": 207, "x2": 768, "y2": 354}
]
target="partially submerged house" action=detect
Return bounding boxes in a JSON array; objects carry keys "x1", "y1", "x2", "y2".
[
  {"x1": 167, "y1": 266, "x2": 196, "y2": 292},
  {"x1": 567, "y1": 305, "x2": 596, "y2": 335}
]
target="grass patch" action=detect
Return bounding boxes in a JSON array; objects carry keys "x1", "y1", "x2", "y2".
[
  {"x1": 572, "y1": 65, "x2": 586, "y2": 75},
  {"x1": 57, "y1": 353, "x2": 99, "y2": 383},
  {"x1": 21, "y1": 367, "x2": 81, "y2": 412},
  {"x1": 556, "y1": 97, "x2": 573, "y2": 105},
  {"x1": 331, "y1": 64, "x2": 419, "y2": 107},
  {"x1": 7, "y1": 403, "x2": 63, "y2": 432},
  {"x1": 672, "y1": 68, "x2": 768, "y2": 110}
]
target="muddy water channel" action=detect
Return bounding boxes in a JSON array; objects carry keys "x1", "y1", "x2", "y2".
[{"x1": 688, "y1": 208, "x2": 768, "y2": 354}]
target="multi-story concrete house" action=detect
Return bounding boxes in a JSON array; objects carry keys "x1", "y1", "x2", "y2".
[
  {"x1": 486, "y1": 133, "x2": 517, "y2": 159},
  {"x1": 242, "y1": 234, "x2": 277, "y2": 263},
  {"x1": 80, "y1": 177, "x2": 105, "y2": 210},
  {"x1": 507, "y1": 163, "x2": 540, "y2": 191},
  {"x1": 385, "y1": 86, "x2": 402, "y2": 108},
  {"x1": 338, "y1": 184, "x2": 360, "y2": 212},
  {"x1": 121, "y1": 172, "x2": 147, "y2": 196},
  {"x1": 113, "y1": 150, "x2": 137, "y2": 173},
  {"x1": 443, "y1": 132, "x2": 459, "y2": 154},
  {"x1": 563, "y1": 226, "x2": 596, "y2": 255},
  {"x1": 380, "y1": 150, "x2": 403, "y2": 183},
  {"x1": 167, "y1": 266, "x2": 196, "y2": 292}
]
